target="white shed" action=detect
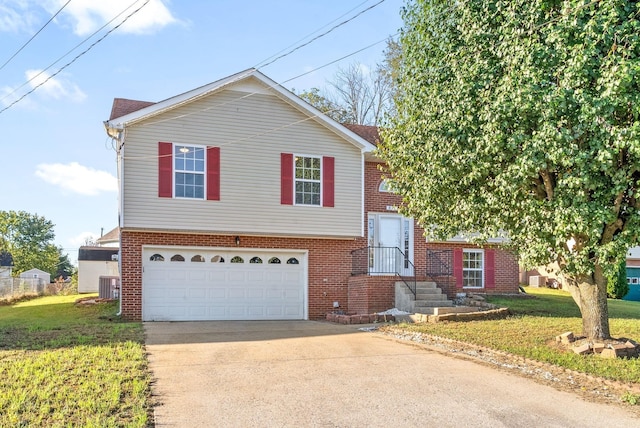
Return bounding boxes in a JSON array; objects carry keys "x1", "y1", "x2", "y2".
[{"x1": 19, "y1": 268, "x2": 51, "y2": 284}]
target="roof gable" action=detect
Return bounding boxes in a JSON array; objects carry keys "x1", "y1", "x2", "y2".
[{"x1": 104, "y1": 69, "x2": 376, "y2": 153}]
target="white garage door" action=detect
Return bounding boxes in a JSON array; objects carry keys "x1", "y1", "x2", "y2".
[{"x1": 142, "y1": 247, "x2": 307, "y2": 321}]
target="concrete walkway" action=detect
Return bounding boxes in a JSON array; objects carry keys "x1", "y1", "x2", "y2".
[{"x1": 145, "y1": 321, "x2": 638, "y2": 427}]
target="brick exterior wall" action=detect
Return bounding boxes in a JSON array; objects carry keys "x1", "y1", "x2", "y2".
[
  {"x1": 119, "y1": 161, "x2": 520, "y2": 320},
  {"x1": 425, "y1": 242, "x2": 520, "y2": 297},
  {"x1": 347, "y1": 275, "x2": 396, "y2": 314},
  {"x1": 362, "y1": 161, "x2": 520, "y2": 299},
  {"x1": 120, "y1": 230, "x2": 357, "y2": 320}
]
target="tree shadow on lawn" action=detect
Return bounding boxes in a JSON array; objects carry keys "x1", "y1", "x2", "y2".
[{"x1": 488, "y1": 292, "x2": 640, "y2": 321}]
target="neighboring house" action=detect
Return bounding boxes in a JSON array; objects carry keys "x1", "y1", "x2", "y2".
[
  {"x1": 624, "y1": 246, "x2": 640, "y2": 301},
  {"x1": 103, "y1": 68, "x2": 519, "y2": 321},
  {"x1": 19, "y1": 268, "x2": 51, "y2": 284},
  {"x1": 78, "y1": 247, "x2": 119, "y2": 293},
  {"x1": 96, "y1": 227, "x2": 120, "y2": 247}
]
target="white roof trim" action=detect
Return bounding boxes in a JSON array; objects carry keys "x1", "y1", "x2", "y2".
[{"x1": 104, "y1": 68, "x2": 376, "y2": 153}]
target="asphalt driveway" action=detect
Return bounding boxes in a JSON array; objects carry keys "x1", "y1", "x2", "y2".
[{"x1": 145, "y1": 321, "x2": 638, "y2": 427}]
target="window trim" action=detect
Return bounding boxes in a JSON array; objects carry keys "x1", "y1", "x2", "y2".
[
  {"x1": 293, "y1": 154, "x2": 322, "y2": 207},
  {"x1": 174, "y1": 143, "x2": 206, "y2": 200},
  {"x1": 462, "y1": 248, "x2": 484, "y2": 289}
]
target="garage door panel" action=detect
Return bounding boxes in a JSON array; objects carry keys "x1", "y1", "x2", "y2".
[
  {"x1": 168, "y1": 270, "x2": 187, "y2": 280},
  {"x1": 189, "y1": 270, "x2": 207, "y2": 281},
  {"x1": 228, "y1": 271, "x2": 245, "y2": 282},
  {"x1": 189, "y1": 288, "x2": 207, "y2": 299},
  {"x1": 247, "y1": 271, "x2": 264, "y2": 281},
  {"x1": 209, "y1": 271, "x2": 226, "y2": 282},
  {"x1": 143, "y1": 248, "x2": 306, "y2": 321}
]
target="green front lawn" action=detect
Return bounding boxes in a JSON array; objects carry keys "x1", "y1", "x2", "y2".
[
  {"x1": 389, "y1": 287, "x2": 640, "y2": 384},
  {"x1": 0, "y1": 295, "x2": 150, "y2": 427}
]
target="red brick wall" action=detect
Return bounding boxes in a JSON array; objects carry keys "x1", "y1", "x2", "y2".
[
  {"x1": 120, "y1": 230, "x2": 357, "y2": 320},
  {"x1": 361, "y1": 162, "x2": 428, "y2": 274},
  {"x1": 347, "y1": 275, "x2": 396, "y2": 314},
  {"x1": 363, "y1": 161, "x2": 519, "y2": 297},
  {"x1": 425, "y1": 242, "x2": 519, "y2": 296}
]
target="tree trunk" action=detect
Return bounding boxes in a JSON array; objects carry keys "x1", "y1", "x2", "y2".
[{"x1": 565, "y1": 266, "x2": 611, "y2": 340}]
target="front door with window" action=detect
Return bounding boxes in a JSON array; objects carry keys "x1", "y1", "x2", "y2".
[{"x1": 368, "y1": 214, "x2": 413, "y2": 275}]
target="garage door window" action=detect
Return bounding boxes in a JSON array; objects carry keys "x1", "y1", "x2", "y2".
[
  {"x1": 287, "y1": 257, "x2": 299, "y2": 264},
  {"x1": 171, "y1": 255, "x2": 185, "y2": 262},
  {"x1": 211, "y1": 255, "x2": 225, "y2": 263},
  {"x1": 250, "y1": 256, "x2": 263, "y2": 264},
  {"x1": 150, "y1": 254, "x2": 164, "y2": 261},
  {"x1": 191, "y1": 255, "x2": 205, "y2": 262},
  {"x1": 269, "y1": 257, "x2": 281, "y2": 264},
  {"x1": 231, "y1": 256, "x2": 244, "y2": 263}
]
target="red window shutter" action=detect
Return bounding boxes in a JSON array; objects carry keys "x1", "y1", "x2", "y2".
[
  {"x1": 281, "y1": 153, "x2": 293, "y2": 205},
  {"x1": 485, "y1": 249, "x2": 495, "y2": 289},
  {"x1": 453, "y1": 248, "x2": 463, "y2": 288},
  {"x1": 158, "y1": 142, "x2": 173, "y2": 198},
  {"x1": 207, "y1": 146, "x2": 220, "y2": 201},
  {"x1": 322, "y1": 156, "x2": 335, "y2": 207}
]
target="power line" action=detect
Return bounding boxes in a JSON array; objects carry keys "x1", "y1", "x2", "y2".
[
  {"x1": 253, "y1": 0, "x2": 375, "y2": 68},
  {"x1": 257, "y1": 0, "x2": 387, "y2": 69},
  {"x1": 0, "y1": 0, "x2": 144, "y2": 106},
  {"x1": 0, "y1": 0, "x2": 150, "y2": 116},
  {"x1": 282, "y1": 34, "x2": 395, "y2": 84},
  {"x1": 0, "y1": 0, "x2": 71, "y2": 73}
]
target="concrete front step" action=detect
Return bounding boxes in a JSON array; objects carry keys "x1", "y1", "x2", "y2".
[
  {"x1": 415, "y1": 293, "x2": 448, "y2": 301},
  {"x1": 414, "y1": 300, "x2": 454, "y2": 308}
]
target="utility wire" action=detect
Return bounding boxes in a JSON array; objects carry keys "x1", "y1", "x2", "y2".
[
  {"x1": 257, "y1": 0, "x2": 386, "y2": 69},
  {"x1": 282, "y1": 34, "x2": 395, "y2": 84},
  {"x1": 0, "y1": 0, "x2": 72, "y2": 73},
  {"x1": 254, "y1": 0, "x2": 374, "y2": 68},
  {"x1": 0, "y1": 0, "x2": 150, "y2": 116},
  {"x1": 0, "y1": 0, "x2": 144, "y2": 105}
]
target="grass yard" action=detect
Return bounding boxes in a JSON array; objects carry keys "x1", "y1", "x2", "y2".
[
  {"x1": 389, "y1": 287, "x2": 640, "y2": 385},
  {"x1": 0, "y1": 295, "x2": 150, "y2": 427}
]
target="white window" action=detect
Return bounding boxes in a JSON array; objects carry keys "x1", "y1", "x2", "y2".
[
  {"x1": 174, "y1": 145, "x2": 205, "y2": 199},
  {"x1": 379, "y1": 179, "x2": 393, "y2": 193},
  {"x1": 295, "y1": 156, "x2": 321, "y2": 206},
  {"x1": 463, "y1": 249, "x2": 484, "y2": 288}
]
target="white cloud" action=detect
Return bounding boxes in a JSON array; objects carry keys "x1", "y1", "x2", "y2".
[
  {"x1": 35, "y1": 162, "x2": 118, "y2": 196},
  {"x1": 25, "y1": 69, "x2": 86, "y2": 102},
  {"x1": 0, "y1": 1, "x2": 40, "y2": 33},
  {"x1": 50, "y1": 0, "x2": 177, "y2": 36}
]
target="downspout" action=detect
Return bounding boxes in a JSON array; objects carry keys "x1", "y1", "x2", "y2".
[{"x1": 104, "y1": 121, "x2": 125, "y2": 316}]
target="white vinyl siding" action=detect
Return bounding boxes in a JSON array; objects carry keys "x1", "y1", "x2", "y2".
[{"x1": 121, "y1": 80, "x2": 363, "y2": 237}]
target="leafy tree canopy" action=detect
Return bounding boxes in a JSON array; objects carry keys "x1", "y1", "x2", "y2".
[
  {"x1": 0, "y1": 210, "x2": 60, "y2": 276},
  {"x1": 379, "y1": 0, "x2": 640, "y2": 339}
]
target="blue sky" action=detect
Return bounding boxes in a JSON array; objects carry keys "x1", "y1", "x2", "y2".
[{"x1": 0, "y1": 0, "x2": 404, "y2": 262}]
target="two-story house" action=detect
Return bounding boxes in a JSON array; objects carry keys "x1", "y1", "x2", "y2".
[{"x1": 104, "y1": 69, "x2": 519, "y2": 321}]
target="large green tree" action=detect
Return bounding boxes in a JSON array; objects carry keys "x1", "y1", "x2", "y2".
[
  {"x1": 0, "y1": 210, "x2": 59, "y2": 276},
  {"x1": 379, "y1": 0, "x2": 640, "y2": 340}
]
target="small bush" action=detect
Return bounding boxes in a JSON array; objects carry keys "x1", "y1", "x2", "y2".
[{"x1": 607, "y1": 261, "x2": 629, "y2": 299}]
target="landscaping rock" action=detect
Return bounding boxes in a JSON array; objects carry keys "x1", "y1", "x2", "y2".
[
  {"x1": 572, "y1": 343, "x2": 592, "y2": 355},
  {"x1": 557, "y1": 332, "x2": 575, "y2": 344}
]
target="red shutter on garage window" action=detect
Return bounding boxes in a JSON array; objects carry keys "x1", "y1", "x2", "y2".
[
  {"x1": 281, "y1": 153, "x2": 293, "y2": 205},
  {"x1": 322, "y1": 156, "x2": 334, "y2": 207},
  {"x1": 453, "y1": 248, "x2": 463, "y2": 288},
  {"x1": 158, "y1": 142, "x2": 173, "y2": 198},
  {"x1": 485, "y1": 249, "x2": 495, "y2": 289},
  {"x1": 207, "y1": 146, "x2": 220, "y2": 201}
]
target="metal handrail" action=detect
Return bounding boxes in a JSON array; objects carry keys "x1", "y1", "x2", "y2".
[
  {"x1": 425, "y1": 248, "x2": 454, "y2": 294},
  {"x1": 351, "y1": 246, "x2": 417, "y2": 298}
]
